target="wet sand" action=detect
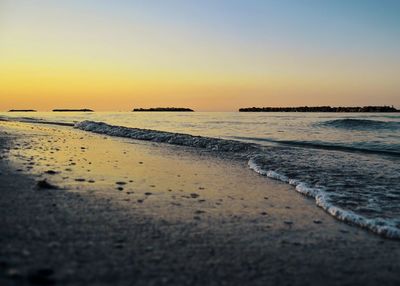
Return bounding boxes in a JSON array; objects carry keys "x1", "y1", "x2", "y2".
[{"x1": 0, "y1": 121, "x2": 399, "y2": 285}]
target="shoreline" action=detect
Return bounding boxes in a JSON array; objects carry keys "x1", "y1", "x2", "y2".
[{"x1": 1, "y1": 121, "x2": 399, "y2": 285}]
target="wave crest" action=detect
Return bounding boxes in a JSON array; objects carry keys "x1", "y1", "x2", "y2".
[
  {"x1": 321, "y1": 118, "x2": 400, "y2": 130},
  {"x1": 75, "y1": 120, "x2": 256, "y2": 153},
  {"x1": 248, "y1": 157, "x2": 400, "y2": 239}
]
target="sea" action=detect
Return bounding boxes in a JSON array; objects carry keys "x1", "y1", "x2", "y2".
[{"x1": 1, "y1": 111, "x2": 399, "y2": 238}]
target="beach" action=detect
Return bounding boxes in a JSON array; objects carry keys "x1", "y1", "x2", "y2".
[{"x1": 1, "y1": 120, "x2": 399, "y2": 285}]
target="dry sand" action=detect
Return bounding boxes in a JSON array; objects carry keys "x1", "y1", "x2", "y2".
[{"x1": 0, "y1": 121, "x2": 399, "y2": 285}]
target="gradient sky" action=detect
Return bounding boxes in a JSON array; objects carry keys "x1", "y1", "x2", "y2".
[{"x1": 1, "y1": 0, "x2": 399, "y2": 111}]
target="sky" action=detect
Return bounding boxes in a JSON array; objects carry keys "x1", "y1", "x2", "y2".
[{"x1": 1, "y1": 0, "x2": 399, "y2": 111}]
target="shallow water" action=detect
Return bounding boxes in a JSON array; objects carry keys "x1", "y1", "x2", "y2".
[
  {"x1": 1, "y1": 112, "x2": 399, "y2": 238},
  {"x1": 1, "y1": 112, "x2": 399, "y2": 154}
]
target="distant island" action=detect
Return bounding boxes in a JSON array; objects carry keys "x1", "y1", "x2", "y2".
[
  {"x1": 53, "y1": 109, "x2": 94, "y2": 112},
  {"x1": 133, "y1": 107, "x2": 194, "y2": 112},
  {"x1": 239, "y1": 106, "x2": 399, "y2": 113},
  {"x1": 8, "y1": 109, "x2": 37, "y2": 112}
]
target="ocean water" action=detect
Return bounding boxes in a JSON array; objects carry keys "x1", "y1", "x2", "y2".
[{"x1": 1, "y1": 112, "x2": 399, "y2": 238}]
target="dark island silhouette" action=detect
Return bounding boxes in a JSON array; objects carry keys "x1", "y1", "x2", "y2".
[
  {"x1": 53, "y1": 109, "x2": 94, "y2": 112},
  {"x1": 133, "y1": 107, "x2": 194, "y2": 112},
  {"x1": 239, "y1": 106, "x2": 399, "y2": 112},
  {"x1": 8, "y1": 109, "x2": 37, "y2": 112}
]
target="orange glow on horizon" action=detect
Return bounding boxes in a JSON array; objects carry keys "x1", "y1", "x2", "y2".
[{"x1": 1, "y1": 1, "x2": 399, "y2": 111}]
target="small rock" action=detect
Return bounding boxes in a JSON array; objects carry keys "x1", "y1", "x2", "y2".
[
  {"x1": 36, "y1": 268, "x2": 54, "y2": 277},
  {"x1": 36, "y1": 180, "x2": 59, "y2": 190},
  {"x1": 313, "y1": 220, "x2": 322, "y2": 224},
  {"x1": 28, "y1": 268, "x2": 55, "y2": 285}
]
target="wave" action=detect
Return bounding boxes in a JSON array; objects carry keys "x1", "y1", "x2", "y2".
[
  {"x1": 0, "y1": 116, "x2": 75, "y2": 127},
  {"x1": 231, "y1": 136, "x2": 400, "y2": 156},
  {"x1": 75, "y1": 121, "x2": 257, "y2": 153},
  {"x1": 320, "y1": 118, "x2": 400, "y2": 130},
  {"x1": 75, "y1": 121, "x2": 400, "y2": 239},
  {"x1": 248, "y1": 157, "x2": 400, "y2": 239}
]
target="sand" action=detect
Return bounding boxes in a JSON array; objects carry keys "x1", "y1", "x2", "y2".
[{"x1": 0, "y1": 121, "x2": 399, "y2": 286}]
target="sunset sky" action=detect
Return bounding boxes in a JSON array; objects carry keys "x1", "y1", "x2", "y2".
[{"x1": 1, "y1": 0, "x2": 399, "y2": 111}]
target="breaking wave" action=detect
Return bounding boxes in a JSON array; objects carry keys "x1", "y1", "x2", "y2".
[
  {"x1": 74, "y1": 120, "x2": 400, "y2": 239},
  {"x1": 321, "y1": 118, "x2": 400, "y2": 130},
  {"x1": 75, "y1": 120, "x2": 257, "y2": 153},
  {"x1": 232, "y1": 136, "x2": 400, "y2": 156},
  {"x1": 248, "y1": 157, "x2": 400, "y2": 239}
]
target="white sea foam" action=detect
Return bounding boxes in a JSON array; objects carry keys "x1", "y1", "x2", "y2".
[
  {"x1": 248, "y1": 157, "x2": 400, "y2": 239},
  {"x1": 248, "y1": 159, "x2": 289, "y2": 182},
  {"x1": 75, "y1": 120, "x2": 257, "y2": 153}
]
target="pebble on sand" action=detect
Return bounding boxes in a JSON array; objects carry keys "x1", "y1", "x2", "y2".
[
  {"x1": 36, "y1": 180, "x2": 59, "y2": 190},
  {"x1": 28, "y1": 268, "x2": 55, "y2": 285}
]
